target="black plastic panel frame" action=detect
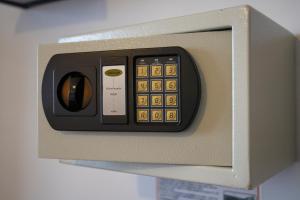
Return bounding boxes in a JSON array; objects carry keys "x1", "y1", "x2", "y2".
[
  {"x1": 0, "y1": 0, "x2": 62, "y2": 8},
  {"x1": 42, "y1": 47, "x2": 201, "y2": 132}
]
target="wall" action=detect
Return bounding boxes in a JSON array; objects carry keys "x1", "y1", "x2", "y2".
[{"x1": 0, "y1": 0, "x2": 299, "y2": 200}]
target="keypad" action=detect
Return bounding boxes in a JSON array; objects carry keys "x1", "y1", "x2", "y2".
[{"x1": 135, "y1": 56, "x2": 180, "y2": 123}]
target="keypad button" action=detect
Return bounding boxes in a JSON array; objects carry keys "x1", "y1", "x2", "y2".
[
  {"x1": 165, "y1": 79, "x2": 177, "y2": 92},
  {"x1": 136, "y1": 65, "x2": 148, "y2": 78},
  {"x1": 165, "y1": 94, "x2": 178, "y2": 107},
  {"x1": 151, "y1": 64, "x2": 163, "y2": 77},
  {"x1": 137, "y1": 109, "x2": 149, "y2": 122},
  {"x1": 151, "y1": 109, "x2": 163, "y2": 122},
  {"x1": 165, "y1": 109, "x2": 178, "y2": 122},
  {"x1": 151, "y1": 79, "x2": 163, "y2": 92},
  {"x1": 136, "y1": 80, "x2": 149, "y2": 93},
  {"x1": 137, "y1": 94, "x2": 149, "y2": 107},
  {"x1": 165, "y1": 64, "x2": 177, "y2": 77},
  {"x1": 151, "y1": 94, "x2": 163, "y2": 107}
]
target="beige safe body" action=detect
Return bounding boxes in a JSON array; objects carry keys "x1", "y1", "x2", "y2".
[{"x1": 38, "y1": 6, "x2": 296, "y2": 188}]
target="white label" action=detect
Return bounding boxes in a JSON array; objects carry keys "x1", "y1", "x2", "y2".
[
  {"x1": 102, "y1": 65, "x2": 126, "y2": 116},
  {"x1": 158, "y1": 178, "x2": 258, "y2": 200}
]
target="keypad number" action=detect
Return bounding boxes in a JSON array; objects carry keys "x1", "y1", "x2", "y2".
[
  {"x1": 165, "y1": 79, "x2": 177, "y2": 92},
  {"x1": 151, "y1": 79, "x2": 163, "y2": 92},
  {"x1": 137, "y1": 109, "x2": 149, "y2": 122},
  {"x1": 137, "y1": 94, "x2": 149, "y2": 107},
  {"x1": 165, "y1": 94, "x2": 177, "y2": 107},
  {"x1": 136, "y1": 65, "x2": 149, "y2": 78},
  {"x1": 165, "y1": 109, "x2": 178, "y2": 122},
  {"x1": 136, "y1": 80, "x2": 149, "y2": 93},
  {"x1": 151, "y1": 94, "x2": 163, "y2": 107},
  {"x1": 165, "y1": 64, "x2": 177, "y2": 77},
  {"x1": 151, "y1": 109, "x2": 163, "y2": 122},
  {"x1": 151, "y1": 65, "x2": 163, "y2": 77}
]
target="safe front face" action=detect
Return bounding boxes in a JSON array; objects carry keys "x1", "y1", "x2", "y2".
[{"x1": 38, "y1": 30, "x2": 232, "y2": 166}]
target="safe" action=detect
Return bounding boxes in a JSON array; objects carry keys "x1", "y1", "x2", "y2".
[{"x1": 38, "y1": 6, "x2": 296, "y2": 188}]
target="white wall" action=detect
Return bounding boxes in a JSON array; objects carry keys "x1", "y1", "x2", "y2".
[{"x1": 0, "y1": 0, "x2": 299, "y2": 200}]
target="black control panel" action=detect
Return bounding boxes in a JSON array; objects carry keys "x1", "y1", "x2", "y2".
[{"x1": 42, "y1": 47, "x2": 201, "y2": 132}]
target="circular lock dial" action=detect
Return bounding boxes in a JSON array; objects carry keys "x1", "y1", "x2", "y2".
[{"x1": 57, "y1": 72, "x2": 92, "y2": 112}]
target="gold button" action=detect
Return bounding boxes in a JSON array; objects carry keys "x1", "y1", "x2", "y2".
[
  {"x1": 151, "y1": 109, "x2": 163, "y2": 122},
  {"x1": 136, "y1": 80, "x2": 148, "y2": 93},
  {"x1": 136, "y1": 65, "x2": 148, "y2": 78},
  {"x1": 165, "y1": 109, "x2": 178, "y2": 122},
  {"x1": 165, "y1": 64, "x2": 177, "y2": 77},
  {"x1": 165, "y1": 94, "x2": 177, "y2": 107},
  {"x1": 151, "y1": 64, "x2": 163, "y2": 77},
  {"x1": 137, "y1": 109, "x2": 149, "y2": 122},
  {"x1": 151, "y1": 94, "x2": 163, "y2": 107},
  {"x1": 165, "y1": 79, "x2": 177, "y2": 92},
  {"x1": 136, "y1": 94, "x2": 149, "y2": 107},
  {"x1": 151, "y1": 79, "x2": 163, "y2": 92}
]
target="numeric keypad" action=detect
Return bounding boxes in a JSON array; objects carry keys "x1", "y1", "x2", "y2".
[{"x1": 135, "y1": 56, "x2": 180, "y2": 123}]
